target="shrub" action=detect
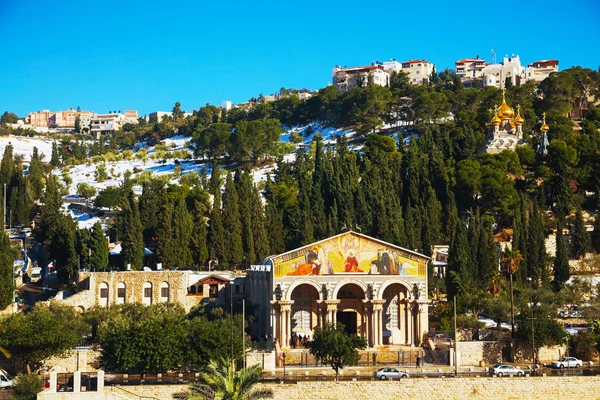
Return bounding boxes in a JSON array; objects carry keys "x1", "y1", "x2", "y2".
[{"x1": 12, "y1": 374, "x2": 43, "y2": 400}]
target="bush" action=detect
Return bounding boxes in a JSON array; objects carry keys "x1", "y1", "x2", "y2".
[{"x1": 12, "y1": 374, "x2": 43, "y2": 400}]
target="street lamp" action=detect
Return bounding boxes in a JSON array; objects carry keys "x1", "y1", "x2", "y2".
[{"x1": 282, "y1": 352, "x2": 287, "y2": 384}]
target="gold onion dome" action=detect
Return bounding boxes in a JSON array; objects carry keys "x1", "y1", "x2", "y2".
[
  {"x1": 497, "y1": 88, "x2": 514, "y2": 119},
  {"x1": 515, "y1": 105, "x2": 525, "y2": 125},
  {"x1": 540, "y1": 112, "x2": 549, "y2": 132},
  {"x1": 490, "y1": 107, "x2": 501, "y2": 125}
]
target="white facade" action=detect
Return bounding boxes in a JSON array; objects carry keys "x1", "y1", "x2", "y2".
[
  {"x1": 90, "y1": 113, "x2": 125, "y2": 137},
  {"x1": 525, "y1": 60, "x2": 559, "y2": 83},
  {"x1": 332, "y1": 65, "x2": 390, "y2": 92},
  {"x1": 148, "y1": 111, "x2": 193, "y2": 122},
  {"x1": 481, "y1": 55, "x2": 525, "y2": 89},
  {"x1": 400, "y1": 60, "x2": 434, "y2": 85},
  {"x1": 455, "y1": 57, "x2": 487, "y2": 86},
  {"x1": 221, "y1": 101, "x2": 233, "y2": 111}
]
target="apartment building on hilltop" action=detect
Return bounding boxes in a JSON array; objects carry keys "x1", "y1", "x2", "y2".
[
  {"x1": 28, "y1": 109, "x2": 93, "y2": 129},
  {"x1": 525, "y1": 60, "x2": 559, "y2": 83},
  {"x1": 399, "y1": 60, "x2": 434, "y2": 85},
  {"x1": 455, "y1": 57, "x2": 487, "y2": 87},
  {"x1": 332, "y1": 65, "x2": 390, "y2": 92}
]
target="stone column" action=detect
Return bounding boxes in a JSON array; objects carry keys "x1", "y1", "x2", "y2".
[
  {"x1": 372, "y1": 300, "x2": 385, "y2": 347},
  {"x1": 406, "y1": 302, "x2": 413, "y2": 346},
  {"x1": 281, "y1": 301, "x2": 293, "y2": 348},
  {"x1": 97, "y1": 370, "x2": 105, "y2": 392},
  {"x1": 49, "y1": 372, "x2": 58, "y2": 393},
  {"x1": 324, "y1": 300, "x2": 340, "y2": 325},
  {"x1": 73, "y1": 371, "x2": 81, "y2": 393},
  {"x1": 418, "y1": 301, "x2": 429, "y2": 344},
  {"x1": 399, "y1": 300, "x2": 406, "y2": 344}
]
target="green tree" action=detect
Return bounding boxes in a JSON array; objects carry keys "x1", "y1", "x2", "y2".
[
  {"x1": 0, "y1": 304, "x2": 88, "y2": 371},
  {"x1": 0, "y1": 224, "x2": 14, "y2": 308},
  {"x1": 50, "y1": 142, "x2": 60, "y2": 167},
  {"x1": 173, "y1": 359, "x2": 273, "y2": 400},
  {"x1": 554, "y1": 221, "x2": 570, "y2": 290},
  {"x1": 172, "y1": 198, "x2": 194, "y2": 268},
  {"x1": 76, "y1": 182, "x2": 97, "y2": 199},
  {"x1": 305, "y1": 322, "x2": 367, "y2": 380},
  {"x1": 191, "y1": 200, "x2": 209, "y2": 268},
  {"x1": 222, "y1": 173, "x2": 243, "y2": 264},
  {"x1": 89, "y1": 222, "x2": 108, "y2": 271},
  {"x1": 11, "y1": 374, "x2": 43, "y2": 400},
  {"x1": 570, "y1": 207, "x2": 588, "y2": 259},
  {"x1": 117, "y1": 189, "x2": 144, "y2": 270},
  {"x1": 592, "y1": 213, "x2": 600, "y2": 253}
]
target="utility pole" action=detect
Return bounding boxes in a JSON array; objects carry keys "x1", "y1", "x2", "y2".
[
  {"x1": 528, "y1": 277, "x2": 536, "y2": 375},
  {"x1": 454, "y1": 295, "x2": 458, "y2": 377}
]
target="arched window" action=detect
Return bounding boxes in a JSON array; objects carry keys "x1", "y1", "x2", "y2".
[
  {"x1": 160, "y1": 282, "x2": 170, "y2": 302},
  {"x1": 142, "y1": 282, "x2": 153, "y2": 305},
  {"x1": 117, "y1": 282, "x2": 126, "y2": 304},
  {"x1": 99, "y1": 282, "x2": 109, "y2": 307}
]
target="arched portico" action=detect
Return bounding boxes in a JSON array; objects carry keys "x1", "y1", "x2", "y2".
[{"x1": 285, "y1": 280, "x2": 323, "y2": 301}]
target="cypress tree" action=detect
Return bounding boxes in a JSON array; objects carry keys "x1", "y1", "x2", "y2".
[
  {"x1": 468, "y1": 208, "x2": 482, "y2": 282},
  {"x1": 235, "y1": 170, "x2": 255, "y2": 264},
  {"x1": 172, "y1": 198, "x2": 193, "y2": 268},
  {"x1": 0, "y1": 144, "x2": 14, "y2": 188},
  {"x1": 446, "y1": 219, "x2": 469, "y2": 301},
  {"x1": 89, "y1": 222, "x2": 108, "y2": 271},
  {"x1": 119, "y1": 190, "x2": 144, "y2": 270},
  {"x1": 53, "y1": 214, "x2": 79, "y2": 284},
  {"x1": 592, "y1": 214, "x2": 600, "y2": 253},
  {"x1": 209, "y1": 187, "x2": 227, "y2": 266},
  {"x1": 553, "y1": 221, "x2": 570, "y2": 290},
  {"x1": 0, "y1": 226, "x2": 13, "y2": 308},
  {"x1": 478, "y1": 215, "x2": 497, "y2": 283},
  {"x1": 251, "y1": 187, "x2": 270, "y2": 262},
  {"x1": 311, "y1": 140, "x2": 328, "y2": 240},
  {"x1": 27, "y1": 147, "x2": 44, "y2": 201},
  {"x1": 222, "y1": 173, "x2": 243, "y2": 264},
  {"x1": 191, "y1": 200, "x2": 209, "y2": 268},
  {"x1": 156, "y1": 200, "x2": 176, "y2": 267},
  {"x1": 526, "y1": 200, "x2": 547, "y2": 283},
  {"x1": 570, "y1": 207, "x2": 588, "y2": 259},
  {"x1": 50, "y1": 141, "x2": 60, "y2": 167}
]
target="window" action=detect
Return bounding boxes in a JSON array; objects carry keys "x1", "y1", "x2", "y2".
[
  {"x1": 293, "y1": 309, "x2": 311, "y2": 330},
  {"x1": 160, "y1": 282, "x2": 169, "y2": 301},
  {"x1": 117, "y1": 282, "x2": 126, "y2": 304},
  {"x1": 100, "y1": 288, "x2": 108, "y2": 298},
  {"x1": 145, "y1": 287, "x2": 152, "y2": 297},
  {"x1": 209, "y1": 284, "x2": 218, "y2": 298},
  {"x1": 143, "y1": 282, "x2": 152, "y2": 305}
]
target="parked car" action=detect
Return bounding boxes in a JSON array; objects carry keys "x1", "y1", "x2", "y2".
[
  {"x1": 551, "y1": 357, "x2": 583, "y2": 369},
  {"x1": 374, "y1": 368, "x2": 409, "y2": 380},
  {"x1": 0, "y1": 368, "x2": 14, "y2": 389},
  {"x1": 489, "y1": 364, "x2": 524, "y2": 377}
]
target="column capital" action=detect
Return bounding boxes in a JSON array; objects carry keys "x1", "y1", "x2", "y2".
[
  {"x1": 372, "y1": 299, "x2": 386, "y2": 310},
  {"x1": 325, "y1": 299, "x2": 340, "y2": 312}
]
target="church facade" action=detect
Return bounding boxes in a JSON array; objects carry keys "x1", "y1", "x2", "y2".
[
  {"x1": 245, "y1": 231, "x2": 430, "y2": 348},
  {"x1": 485, "y1": 88, "x2": 526, "y2": 153}
]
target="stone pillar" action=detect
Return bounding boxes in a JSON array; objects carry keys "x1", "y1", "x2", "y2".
[
  {"x1": 315, "y1": 300, "x2": 324, "y2": 329},
  {"x1": 406, "y1": 302, "x2": 413, "y2": 346},
  {"x1": 49, "y1": 372, "x2": 58, "y2": 393},
  {"x1": 399, "y1": 301, "x2": 406, "y2": 344},
  {"x1": 324, "y1": 300, "x2": 340, "y2": 325},
  {"x1": 73, "y1": 371, "x2": 81, "y2": 393},
  {"x1": 97, "y1": 370, "x2": 105, "y2": 392},
  {"x1": 281, "y1": 301, "x2": 293, "y2": 348},
  {"x1": 372, "y1": 300, "x2": 385, "y2": 347}
]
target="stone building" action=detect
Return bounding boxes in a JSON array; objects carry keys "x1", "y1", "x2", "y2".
[
  {"x1": 59, "y1": 270, "x2": 233, "y2": 312},
  {"x1": 245, "y1": 231, "x2": 430, "y2": 348}
]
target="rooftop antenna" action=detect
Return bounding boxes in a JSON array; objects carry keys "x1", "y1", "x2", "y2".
[{"x1": 491, "y1": 46, "x2": 496, "y2": 64}]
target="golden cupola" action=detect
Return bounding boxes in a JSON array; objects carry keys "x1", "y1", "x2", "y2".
[
  {"x1": 540, "y1": 112, "x2": 549, "y2": 133},
  {"x1": 497, "y1": 88, "x2": 514, "y2": 119},
  {"x1": 515, "y1": 105, "x2": 525, "y2": 125},
  {"x1": 489, "y1": 107, "x2": 501, "y2": 125}
]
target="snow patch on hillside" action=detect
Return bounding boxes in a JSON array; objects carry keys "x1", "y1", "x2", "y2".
[{"x1": 0, "y1": 135, "x2": 54, "y2": 162}]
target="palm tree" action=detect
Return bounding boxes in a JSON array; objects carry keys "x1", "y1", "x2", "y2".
[
  {"x1": 173, "y1": 359, "x2": 273, "y2": 400},
  {"x1": 488, "y1": 272, "x2": 504, "y2": 296},
  {"x1": 502, "y1": 249, "x2": 523, "y2": 339}
]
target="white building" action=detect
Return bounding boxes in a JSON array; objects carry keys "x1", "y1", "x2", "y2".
[
  {"x1": 481, "y1": 54, "x2": 525, "y2": 89},
  {"x1": 399, "y1": 60, "x2": 434, "y2": 85},
  {"x1": 455, "y1": 57, "x2": 487, "y2": 87},
  {"x1": 525, "y1": 60, "x2": 559, "y2": 83},
  {"x1": 90, "y1": 113, "x2": 126, "y2": 138},
  {"x1": 221, "y1": 101, "x2": 233, "y2": 111},
  {"x1": 485, "y1": 89, "x2": 526, "y2": 153},
  {"x1": 332, "y1": 65, "x2": 390, "y2": 92}
]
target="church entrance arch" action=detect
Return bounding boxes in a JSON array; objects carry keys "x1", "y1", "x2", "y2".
[
  {"x1": 382, "y1": 283, "x2": 411, "y2": 345},
  {"x1": 335, "y1": 283, "x2": 365, "y2": 336},
  {"x1": 290, "y1": 284, "x2": 320, "y2": 337}
]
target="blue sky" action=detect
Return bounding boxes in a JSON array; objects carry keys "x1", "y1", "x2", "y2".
[{"x1": 1, "y1": 0, "x2": 599, "y2": 117}]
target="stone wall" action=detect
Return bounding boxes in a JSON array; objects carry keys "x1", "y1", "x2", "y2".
[
  {"x1": 123, "y1": 377, "x2": 600, "y2": 400},
  {"x1": 455, "y1": 341, "x2": 567, "y2": 366},
  {"x1": 45, "y1": 349, "x2": 102, "y2": 373}
]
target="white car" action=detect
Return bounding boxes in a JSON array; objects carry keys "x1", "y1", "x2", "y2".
[
  {"x1": 0, "y1": 369, "x2": 14, "y2": 388},
  {"x1": 374, "y1": 367, "x2": 409, "y2": 380},
  {"x1": 489, "y1": 364, "x2": 524, "y2": 377},
  {"x1": 551, "y1": 357, "x2": 583, "y2": 369}
]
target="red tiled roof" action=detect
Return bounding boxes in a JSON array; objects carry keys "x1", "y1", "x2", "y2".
[
  {"x1": 528, "y1": 60, "x2": 559, "y2": 67},
  {"x1": 401, "y1": 60, "x2": 431, "y2": 64},
  {"x1": 456, "y1": 58, "x2": 486, "y2": 64}
]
